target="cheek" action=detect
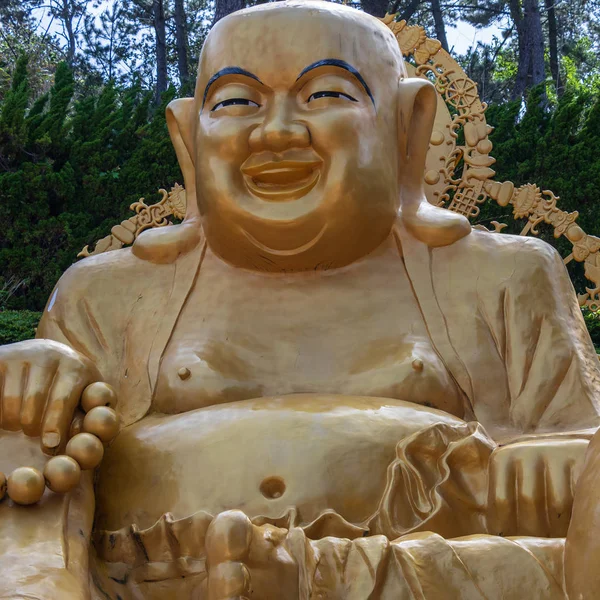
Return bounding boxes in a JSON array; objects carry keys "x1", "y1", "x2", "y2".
[
  {"x1": 308, "y1": 110, "x2": 365, "y2": 157},
  {"x1": 198, "y1": 117, "x2": 254, "y2": 164},
  {"x1": 309, "y1": 112, "x2": 397, "y2": 187}
]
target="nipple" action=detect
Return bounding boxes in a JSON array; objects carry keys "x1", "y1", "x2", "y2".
[
  {"x1": 411, "y1": 358, "x2": 424, "y2": 372},
  {"x1": 178, "y1": 367, "x2": 191, "y2": 380}
]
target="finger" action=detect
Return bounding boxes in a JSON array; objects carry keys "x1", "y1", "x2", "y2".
[
  {"x1": 515, "y1": 457, "x2": 547, "y2": 536},
  {"x1": 41, "y1": 370, "x2": 86, "y2": 453},
  {"x1": 69, "y1": 408, "x2": 86, "y2": 439},
  {"x1": 0, "y1": 364, "x2": 26, "y2": 431},
  {"x1": 488, "y1": 449, "x2": 517, "y2": 536},
  {"x1": 20, "y1": 363, "x2": 58, "y2": 437}
]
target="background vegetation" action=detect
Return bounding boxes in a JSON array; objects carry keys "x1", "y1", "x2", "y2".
[{"x1": 0, "y1": 0, "x2": 599, "y2": 343}]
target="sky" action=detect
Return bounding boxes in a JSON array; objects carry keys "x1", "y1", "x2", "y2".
[
  {"x1": 31, "y1": 1, "x2": 505, "y2": 60},
  {"x1": 448, "y1": 22, "x2": 504, "y2": 55}
]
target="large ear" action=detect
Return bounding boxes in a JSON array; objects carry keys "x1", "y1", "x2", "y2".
[
  {"x1": 397, "y1": 77, "x2": 437, "y2": 204},
  {"x1": 166, "y1": 97, "x2": 199, "y2": 221},
  {"x1": 397, "y1": 77, "x2": 471, "y2": 247},
  {"x1": 132, "y1": 98, "x2": 203, "y2": 263}
]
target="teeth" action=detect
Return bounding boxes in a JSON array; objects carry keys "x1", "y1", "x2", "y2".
[
  {"x1": 252, "y1": 168, "x2": 313, "y2": 186},
  {"x1": 244, "y1": 168, "x2": 321, "y2": 201}
]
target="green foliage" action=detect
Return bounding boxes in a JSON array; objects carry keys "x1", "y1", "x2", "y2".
[
  {"x1": 0, "y1": 57, "x2": 180, "y2": 310},
  {"x1": 583, "y1": 309, "x2": 600, "y2": 352},
  {"x1": 478, "y1": 80, "x2": 600, "y2": 293},
  {"x1": 0, "y1": 311, "x2": 42, "y2": 344}
]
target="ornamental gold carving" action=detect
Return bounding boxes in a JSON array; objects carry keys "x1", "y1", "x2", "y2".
[{"x1": 78, "y1": 184, "x2": 187, "y2": 258}]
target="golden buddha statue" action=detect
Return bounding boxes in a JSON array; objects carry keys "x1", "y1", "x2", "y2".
[{"x1": 2, "y1": 1, "x2": 600, "y2": 598}]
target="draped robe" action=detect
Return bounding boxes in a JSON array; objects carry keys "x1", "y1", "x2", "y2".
[{"x1": 2, "y1": 221, "x2": 600, "y2": 599}]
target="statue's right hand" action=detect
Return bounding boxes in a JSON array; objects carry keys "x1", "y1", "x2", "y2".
[{"x1": 0, "y1": 339, "x2": 101, "y2": 453}]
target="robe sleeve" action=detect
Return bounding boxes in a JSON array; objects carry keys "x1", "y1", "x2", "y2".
[
  {"x1": 501, "y1": 238, "x2": 600, "y2": 432},
  {"x1": 36, "y1": 256, "x2": 122, "y2": 388},
  {"x1": 34, "y1": 246, "x2": 177, "y2": 427}
]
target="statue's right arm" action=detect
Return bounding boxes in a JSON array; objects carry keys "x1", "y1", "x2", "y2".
[{"x1": 0, "y1": 263, "x2": 107, "y2": 600}]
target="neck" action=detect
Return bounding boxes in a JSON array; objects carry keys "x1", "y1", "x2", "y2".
[
  {"x1": 203, "y1": 221, "x2": 398, "y2": 273},
  {"x1": 206, "y1": 229, "x2": 402, "y2": 276}
]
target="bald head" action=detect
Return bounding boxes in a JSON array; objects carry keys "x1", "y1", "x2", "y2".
[
  {"x1": 195, "y1": 1, "x2": 406, "y2": 108},
  {"x1": 166, "y1": 0, "x2": 440, "y2": 271}
]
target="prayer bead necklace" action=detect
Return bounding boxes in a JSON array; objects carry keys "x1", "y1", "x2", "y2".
[{"x1": 0, "y1": 382, "x2": 119, "y2": 506}]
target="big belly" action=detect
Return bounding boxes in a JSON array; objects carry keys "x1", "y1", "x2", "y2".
[{"x1": 95, "y1": 394, "x2": 464, "y2": 531}]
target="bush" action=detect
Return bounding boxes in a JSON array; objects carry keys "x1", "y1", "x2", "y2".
[
  {"x1": 0, "y1": 310, "x2": 42, "y2": 344},
  {"x1": 583, "y1": 309, "x2": 600, "y2": 353}
]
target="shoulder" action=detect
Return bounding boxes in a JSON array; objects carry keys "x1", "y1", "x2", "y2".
[
  {"x1": 43, "y1": 246, "x2": 179, "y2": 321},
  {"x1": 443, "y1": 229, "x2": 565, "y2": 283},
  {"x1": 55, "y1": 247, "x2": 156, "y2": 295}
]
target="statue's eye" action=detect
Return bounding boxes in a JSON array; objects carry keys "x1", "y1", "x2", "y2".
[
  {"x1": 211, "y1": 98, "x2": 260, "y2": 111},
  {"x1": 307, "y1": 91, "x2": 357, "y2": 103}
]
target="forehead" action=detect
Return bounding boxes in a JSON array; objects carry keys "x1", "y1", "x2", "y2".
[{"x1": 196, "y1": 4, "x2": 403, "y2": 92}]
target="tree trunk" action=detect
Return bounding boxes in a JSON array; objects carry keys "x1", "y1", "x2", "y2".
[
  {"x1": 509, "y1": 0, "x2": 529, "y2": 99},
  {"x1": 61, "y1": 0, "x2": 76, "y2": 66},
  {"x1": 397, "y1": 0, "x2": 422, "y2": 23},
  {"x1": 212, "y1": 0, "x2": 246, "y2": 26},
  {"x1": 524, "y1": 0, "x2": 545, "y2": 90},
  {"x1": 361, "y1": 0, "x2": 389, "y2": 17},
  {"x1": 153, "y1": 0, "x2": 167, "y2": 103},
  {"x1": 174, "y1": 0, "x2": 189, "y2": 87},
  {"x1": 544, "y1": 0, "x2": 562, "y2": 94},
  {"x1": 511, "y1": 0, "x2": 545, "y2": 100},
  {"x1": 430, "y1": 0, "x2": 448, "y2": 51}
]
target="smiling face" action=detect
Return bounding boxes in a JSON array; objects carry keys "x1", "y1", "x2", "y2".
[{"x1": 193, "y1": 1, "x2": 406, "y2": 271}]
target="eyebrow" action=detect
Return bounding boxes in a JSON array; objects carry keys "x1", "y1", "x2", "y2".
[
  {"x1": 202, "y1": 66, "x2": 263, "y2": 107},
  {"x1": 296, "y1": 59, "x2": 375, "y2": 106}
]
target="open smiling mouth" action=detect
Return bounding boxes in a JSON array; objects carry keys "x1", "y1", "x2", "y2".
[{"x1": 241, "y1": 156, "x2": 322, "y2": 202}]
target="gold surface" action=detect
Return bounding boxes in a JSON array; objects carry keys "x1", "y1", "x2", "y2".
[
  {"x1": 82, "y1": 406, "x2": 119, "y2": 443},
  {"x1": 43, "y1": 455, "x2": 81, "y2": 494},
  {"x1": 0, "y1": 1, "x2": 600, "y2": 598},
  {"x1": 7, "y1": 466, "x2": 45, "y2": 505},
  {"x1": 81, "y1": 381, "x2": 117, "y2": 412},
  {"x1": 65, "y1": 433, "x2": 104, "y2": 470}
]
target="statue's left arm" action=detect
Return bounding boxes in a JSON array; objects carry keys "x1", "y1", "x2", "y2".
[{"x1": 499, "y1": 237, "x2": 600, "y2": 433}]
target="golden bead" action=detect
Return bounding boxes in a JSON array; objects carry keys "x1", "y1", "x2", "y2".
[
  {"x1": 7, "y1": 467, "x2": 45, "y2": 505},
  {"x1": 83, "y1": 406, "x2": 120, "y2": 443},
  {"x1": 0, "y1": 472, "x2": 6, "y2": 501},
  {"x1": 43, "y1": 456, "x2": 81, "y2": 494},
  {"x1": 81, "y1": 382, "x2": 117, "y2": 413},
  {"x1": 66, "y1": 433, "x2": 104, "y2": 470}
]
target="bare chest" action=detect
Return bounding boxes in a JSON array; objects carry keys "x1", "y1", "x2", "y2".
[{"x1": 153, "y1": 249, "x2": 463, "y2": 416}]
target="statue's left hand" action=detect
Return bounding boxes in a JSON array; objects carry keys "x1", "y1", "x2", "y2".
[{"x1": 488, "y1": 438, "x2": 588, "y2": 537}]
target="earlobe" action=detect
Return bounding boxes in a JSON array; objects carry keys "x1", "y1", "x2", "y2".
[
  {"x1": 396, "y1": 77, "x2": 437, "y2": 199},
  {"x1": 132, "y1": 98, "x2": 203, "y2": 263},
  {"x1": 397, "y1": 77, "x2": 471, "y2": 247},
  {"x1": 166, "y1": 98, "x2": 199, "y2": 221}
]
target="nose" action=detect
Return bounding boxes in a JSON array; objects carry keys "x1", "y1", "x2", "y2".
[{"x1": 249, "y1": 94, "x2": 310, "y2": 153}]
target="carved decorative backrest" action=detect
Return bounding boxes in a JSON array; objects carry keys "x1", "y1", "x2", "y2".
[{"x1": 78, "y1": 15, "x2": 600, "y2": 311}]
